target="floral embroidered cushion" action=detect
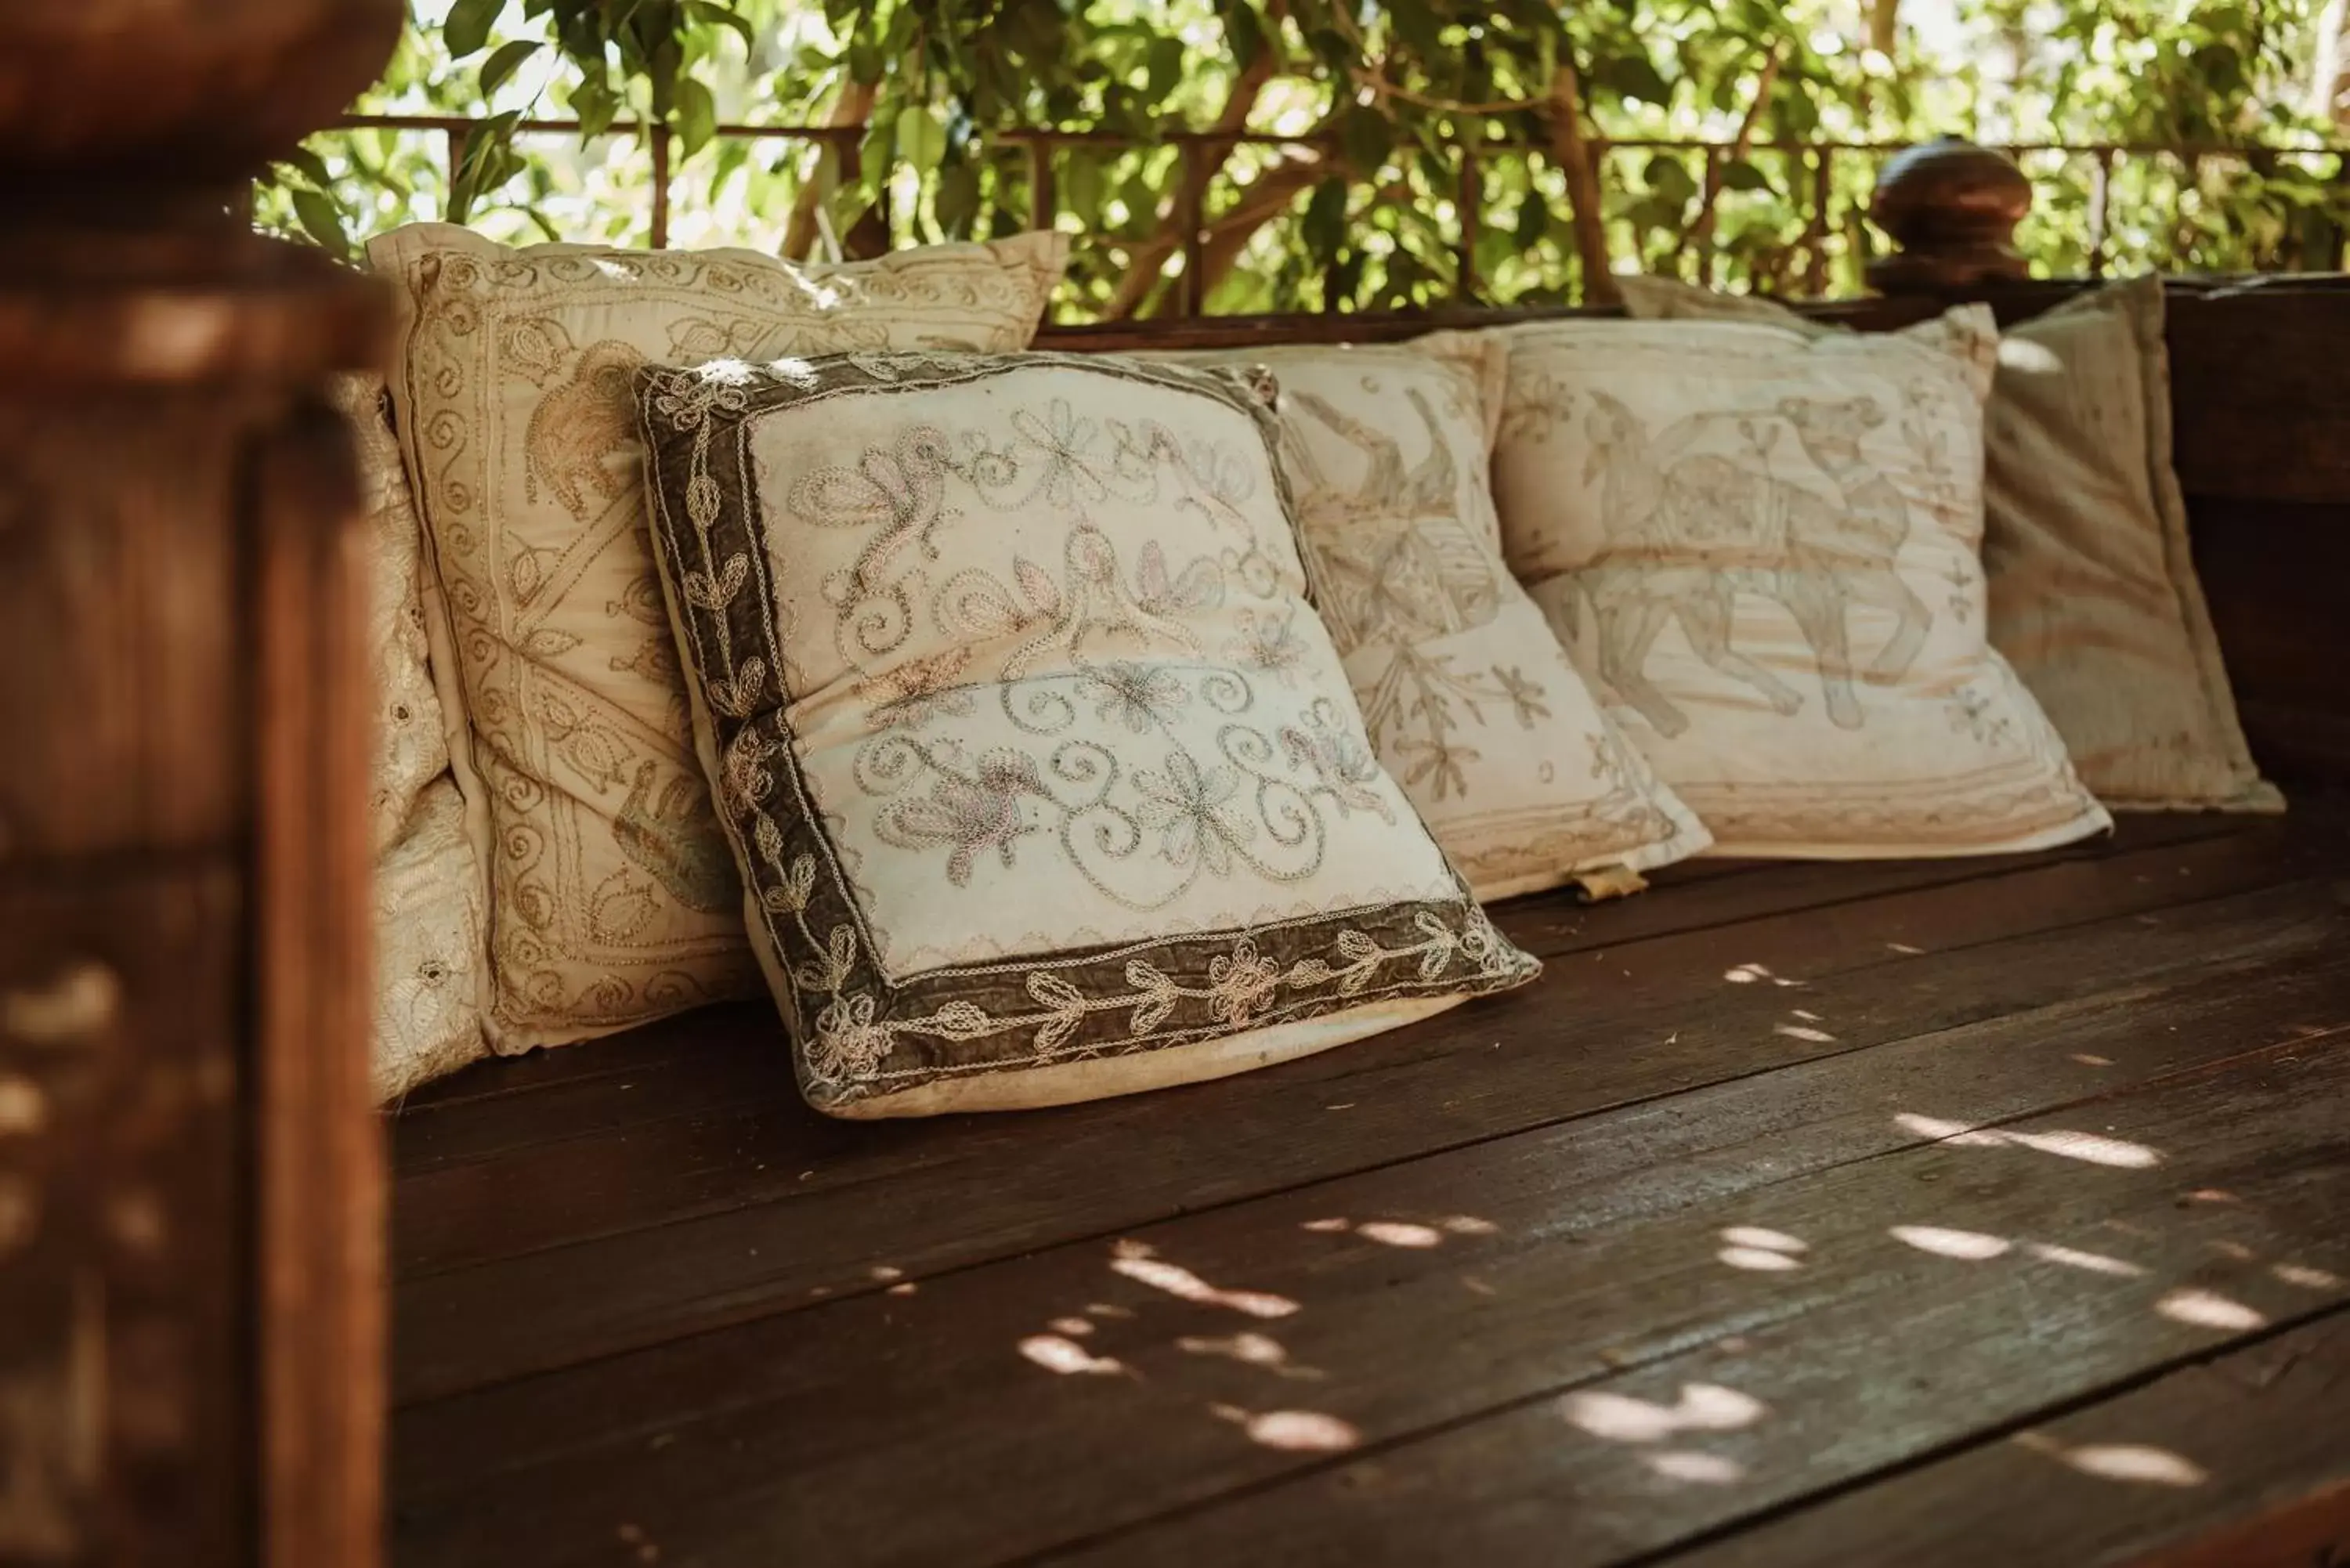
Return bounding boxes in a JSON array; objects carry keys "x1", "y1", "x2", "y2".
[
  {"x1": 1152, "y1": 336, "x2": 1710, "y2": 900},
  {"x1": 1617, "y1": 274, "x2": 2279, "y2": 813},
  {"x1": 331, "y1": 375, "x2": 490, "y2": 1101},
  {"x1": 633, "y1": 350, "x2": 1538, "y2": 1117},
  {"x1": 1489, "y1": 309, "x2": 2111, "y2": 858},
  {"x1": 367, "y1": 223, "x2": 1068, "y2": 1052}
]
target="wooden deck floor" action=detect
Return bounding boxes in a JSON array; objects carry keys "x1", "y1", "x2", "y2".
[{"x1": 386, "y1": 806, "x2": 2350, "y2": 1568}]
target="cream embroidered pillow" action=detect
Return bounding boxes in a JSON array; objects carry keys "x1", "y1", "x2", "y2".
[
  {"x1": 367, "y1": 223, "x2": 1068, "y2": 1050},
  {"x1": 331, "y1": 374, "x2": 490, "y2": 1101},
  {"x1": 1490, "y1": 310, "x2": 2111, "y2": 858},
  {"x1": 1617, "y1": 274, "x2": 2279, "y2": 812},
  {"x1": 1151, "y1": 338, "x2": 1710, "y2": 900},
  {"x1": 634, "y1": 351, "x2": 1538, "y2": 1118}
]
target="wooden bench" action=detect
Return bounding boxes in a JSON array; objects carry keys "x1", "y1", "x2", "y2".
[
  {"x1": 6, "y1": 9, "x2": 2348, "y2": 1563},
  {"x1": 378, "y1": 279, "x2": 2350, "y2": 1566}
]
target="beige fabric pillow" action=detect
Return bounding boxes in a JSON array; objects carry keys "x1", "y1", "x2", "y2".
[
  {"x1": 367, "y1": 224, "x2": 1068, "y2": 1050},
  {"x1": 634, "y1": 351, "x2": 1539, "y2": 1118},
  {"x1": 1491, "y1": 309, "x2": 2111, "y2": 858},
  {"x1": 1153, "y1": 336, "x2": 1710, "y2": 898},
  {"x1": 1617, "y1": 274, "x2": 2279, "y2": 812},
  {"x1": 331, "y1": 374, "x2": 491, "y2": 1101}
]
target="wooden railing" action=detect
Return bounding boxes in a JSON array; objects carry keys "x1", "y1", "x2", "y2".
[{"x1": 333, "y1": 110, "x2": 2350, "y2": 309}]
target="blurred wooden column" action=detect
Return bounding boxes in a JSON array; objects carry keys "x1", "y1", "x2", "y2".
[
  {"x1": 1867, "y1": 134, "x2": 2034, "y2": 296},
  {"x1": 0, "y1": 3, "x2": 400, "y2": 1565}
]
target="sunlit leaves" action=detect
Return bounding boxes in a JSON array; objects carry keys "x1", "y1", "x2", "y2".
[
  {"x1": 479, "y1": 39, "x2": 543, "y2": 99},
  {"x1": 444, "y1": 0, "x2": 503, "y2": 58},
  {"x1": 248, "y1": 0, "x2": 2350, "y2": 306}
]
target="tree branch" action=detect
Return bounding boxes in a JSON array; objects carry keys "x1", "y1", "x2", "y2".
[
  {"x1": 1678, "y1": 45, "x2": 1784, "y2": 277},
  {"x1": 780, "y1": 78, "x2": 877, "y2": 262},
  {"x1": 1102, "y1": 22, "x2": 1285, "y2": 320},
  {"x1": 1545, "y1": 61, "x2": 1618, "y2": 305}
]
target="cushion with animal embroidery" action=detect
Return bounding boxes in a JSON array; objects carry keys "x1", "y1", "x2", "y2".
[
  {"x1": 633, "y1": 349, "x2": 1538, "y2": 1117},
  {"x1": 1152, "y1": 336, "x2": 1709, "y2": 899},
  {"x1": 1488, "y1": 309, "x2": 2110, "y2": 858},
  {"x1": 1614, "y1": 273, "x2": 2280, "y2": 815},
  {"x1": 366, "y1": 222, "x2": 1068, "y2": 1052}
]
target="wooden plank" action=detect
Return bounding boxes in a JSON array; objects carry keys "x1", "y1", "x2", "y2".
[
  {"x1": 2185, "y1": 494, "x2": 2350, "y2": 786},
  {"x1": 386, "y1": 817, "x2": 2230, "y2": 1171},
  {"x1": 386, "y1": 891, "x2": 2350, "y2": 1566},
  {"x1": 1034, "y1": 1044, "x2": 2350, "y2": 1568},
  {"x1": 1655, "y1": 1311, "x2": 2350, "y2": 1568},
  {"x1": 389, "y1": 816, "x2": 2258, "y2": 1249},
  {"x1": 385, "y1": 822, "x2": 2336, "y2": 1403},
  {"x1": 2167, "y1": 289, "x2": 2350, "y2": 505}
]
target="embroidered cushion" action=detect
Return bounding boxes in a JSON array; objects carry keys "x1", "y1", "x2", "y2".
[
  {"x1": 633, "y1": 350, "x2": 1538, "y2": 1118},
  {"x1": 1617, "y1": 274, "x2": 2279, "y2": 813},
  {"x1": 1489, "y1": 309, "x2": 2111, "y2": 858},
  {"x1": 1152, "y1": 337, "x2": 1710, "y2": 900},
  {"x1": 331, "y1": 374, "x2": 490, "y2": 1101},
  {"x1": 367, "y1": 223, "x2": 1068, "y2": 1051}
]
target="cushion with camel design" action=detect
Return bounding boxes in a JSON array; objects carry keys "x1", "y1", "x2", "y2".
[
  {"x1": 632, "y1": 350, "x2": 1538, "y2": 1117},
  {"x1": 367, "y1": 223, "x2": 1068, "y2": 1053},
  {"x1": 331, "y1": 374, "x2": 489, "y2": 1103},
  {"x1": 1151, "y1": 335, "x2": 1712, "y2": 899},
  {"x1": 1488, "y1": 308, "x2": 2111, "y2": 858},
  {"x1": 1616, "y1": 273, "x2": 2280, "y2": 816}
]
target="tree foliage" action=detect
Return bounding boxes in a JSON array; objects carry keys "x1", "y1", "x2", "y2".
[{"x1": 259, "y1": 0, "x2": 2350, "y2": 316}]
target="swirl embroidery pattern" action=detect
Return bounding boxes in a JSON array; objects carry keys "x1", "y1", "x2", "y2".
[{"x1": 636, "y1": 350, "x2": 1536, "y2": 1111}]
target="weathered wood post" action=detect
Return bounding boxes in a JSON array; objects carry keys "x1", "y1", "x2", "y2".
[
  {"x1": 0, "y1": 3, "x2": 400, "y2": 1564},
  {"x1": 1867, "y1": 134, "x2": 2035, "y2": 295}
]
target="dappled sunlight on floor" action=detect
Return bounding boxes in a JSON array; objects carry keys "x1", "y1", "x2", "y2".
[
  {"x1": 1643, "y1": 1450, "x2": 1748, "y2": 1484},
  {"x1": 1177, "y1": 1331, "x2": 1325, "y2": 1381},
  {"x1": 1020, "y1": 1335, "x2": 1129, "y2": 1377},
  {"x1": 2024, "y1": 1241, "x2": 2146, "y2": 1277},
  {"x1": 1890, "y1": 1224, "x2": 2012, "y2": 1260},
  {"x1": 2155, "y1": 1288, "x2": 2267, "y2": 1331},
  {"x1": 2014, "y1": 1432, "x2": 2208, "y2": 1487},
  {"x1": 2273, "y1": 1263, "x2": 2343, "y2": 1289},
  {"x1": 1717, "y1": 1226, "x2": 1807, "y2": 1272},
  {"x1": 1110, "y1": 1240, "x2": 1300, "y2": 1320},
  {"x1": 1723, "y1": 963, "x2": 1805, "y2": 988},
  {"x1": 1299, "y1": 1213, "x2": 1502, "y2": 1248},
  {"x1": 1209, "y1": 1405, "x2": 1360, "y2": 1453},
  {"x1": 1560, "y1": 1383, "x2": 1768, "y2": 1444},
  {"x1": 1892, "y1": 1111, "x2": 2164, "y2": 1168}
]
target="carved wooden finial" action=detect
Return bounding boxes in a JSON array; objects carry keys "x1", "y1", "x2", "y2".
[{"x1": 1866, "y1": 135, "x2": 2034, "y2": 296}]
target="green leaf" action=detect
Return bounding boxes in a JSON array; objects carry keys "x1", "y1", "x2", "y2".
[
  {"x1": 1388, "y1": 0, "x2": 1444, "y2": 56},
  {"x1": 479, "y1": 38, "x2": 540, "y2": 99},
  {"x1": 1722, "y1": 158, "x2": 1773, "y2": 194},
  {"x1": 569, "y1": 76, "x2": 618, "y2": 140},
  {"x1": 1303, "y1": 177, "x2": 1350, "y2": 262},
  {"x1": 897, "y1": 104, "x2": 947, "y2": 173},
  {"x1": 1513, "y1": 190, "x2": 1549, "y2": 247},
  {"x1": 1144, "y1": 37, "x2": 1185, "y2": 102},
  {"x1": 1338, "y1": 104, "x2": 1394, "y2": 175},
  {"x1": 935, "y1": 162, "x2": 982, "y2": 239},
  {"x1": 1600, "y1": 52, "x2": 1674, "y2": 107},
  {"x1": 1065, "y1": 153, "x2": 1106, "y2": 222},
  {"x1": 277, "y1": 146, "x2": 335, "y2": 190},
  {"x1": 686, "y1": 0, "x2": 757, "y2": 51},
  {"x1": 1643, "y1": 154, "x2": 1697, "y2": 204},
  {"x1": 1225, "y1": 1, "x2": 1266, "y2": 70},
  {"x1": 675, "y1": 77, "x2": 718, "y2": 156},
  {"x1": 291, "y1": 187, "x2": 349, "y2": 258},
  {"x1": 444, "y1": 0, "x2": 502, "y2": 59}
]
